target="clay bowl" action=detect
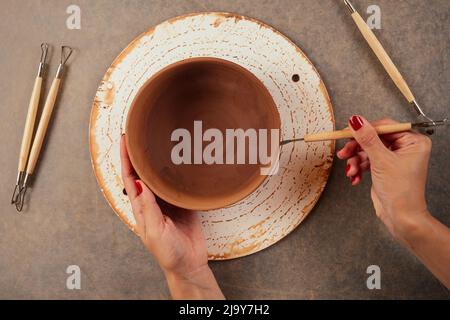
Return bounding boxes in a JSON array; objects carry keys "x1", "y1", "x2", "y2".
[{"x1": 126, "y1": 57, "x2": 280, "y2": 210}]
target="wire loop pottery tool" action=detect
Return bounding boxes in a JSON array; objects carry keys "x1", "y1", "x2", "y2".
[
  {"x1": 280, "y1": 120, "x2": 448, "y2": 145},
  {"x1": 12, "y1": 45, "x2": 73, "y2": 212},
  {"x1": 343, "y1": 0, "x2": 447, "y2": 134},
  {"x1": 11, "y1": 43, "x2": 49, "y2": 208}
]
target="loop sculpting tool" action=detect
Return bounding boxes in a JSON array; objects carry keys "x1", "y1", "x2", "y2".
[
  {"x1": 12, "y1": 45, "x2": 73, "y2": 212},
  {"x1": 280, "y1": 120, "x2": 448, "y2": 145},
  {"x1": 11, "y1": 43, "x2": 48, "y2": 209},
  {"x1": 343, "y1": 0, "x2": 446, "y2": 133}
]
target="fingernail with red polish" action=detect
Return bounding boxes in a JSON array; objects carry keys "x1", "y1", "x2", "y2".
[
  {"x1": 135, "y1": 180, "x2": 143, "y2": 196},
  {"x1": 349, "y1": 115, "x2": 364, "y2": 131},
  {"x1": 345, "y1": 164, "x2": 351, "y2": 176},
  {"x1": 351, "y1": 175, "x2": 357, "y2": 184}
]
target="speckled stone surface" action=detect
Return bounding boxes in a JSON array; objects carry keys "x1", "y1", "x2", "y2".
[{"x1": 0, "y1": 0, "x2": 448, "y2": 299}]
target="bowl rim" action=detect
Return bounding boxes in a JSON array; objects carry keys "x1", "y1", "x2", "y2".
[{"x1": 125, "y1": 56, "x2": 280, "y2": 211}]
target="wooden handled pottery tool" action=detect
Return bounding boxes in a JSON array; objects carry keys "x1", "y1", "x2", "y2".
[
  {"x1": 343, "y1": 0, "x2": 447, "y2": 133},
  {"x1": 12, "y1": 45, "x2": 73, "y2": 212},
  {"x1": 280, "y1": 120, "x2": 448, "y2": 145},
  {"x1": 11, "y1": 43, "x2": 49, "y2": 208}
]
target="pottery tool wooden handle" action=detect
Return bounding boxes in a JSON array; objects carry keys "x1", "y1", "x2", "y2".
[
  {"x1": 25, "y1": 78, "x2": 61, "y2": 175},
  {"x1": 11, "y1": 44, "x2": 48, "y2": 208},
  {"x1": 304, "y1": 122, "x2": 412, "y2": 142},
  {"x1": 12, "y1": 46, "x2": 73, "y2": 212},
  {"x1": 16, "y1": 44, "x2": 49, "y2": 174},
  {"x1": 344, "y1": 0, "x2": 415, "y2": 103},
  {"x1": 18, "y1": 76, "x2": 43, "y2": 172},
  {"x1": 24, "y1": 46, "x2": 73, "y2": 177}
]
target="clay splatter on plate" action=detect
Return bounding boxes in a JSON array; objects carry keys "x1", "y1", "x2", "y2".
[{"x1": 89, "y1": 12, "x2": 334, "y2": 260}]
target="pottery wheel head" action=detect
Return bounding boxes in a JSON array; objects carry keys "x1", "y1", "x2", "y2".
[{"x1": 89, "y1": 12, "x2": 334, "y2": 260}]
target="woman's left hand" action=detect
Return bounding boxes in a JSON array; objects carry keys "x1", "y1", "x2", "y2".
[{"x1": 120, "y1": 135, "x2": 224, "y2": 299}]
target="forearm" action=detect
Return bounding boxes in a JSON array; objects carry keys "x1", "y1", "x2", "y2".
[
  {"x1": 398, "y1": 211, "x2": 450, "y2": 289},
  {"x1": 164, "y1": 265, "x2": 225, "y2": 300}
]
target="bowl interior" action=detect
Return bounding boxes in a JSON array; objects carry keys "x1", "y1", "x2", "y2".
[{"x1": 126, "y1": 57, "x2": 280, "y2": 210}]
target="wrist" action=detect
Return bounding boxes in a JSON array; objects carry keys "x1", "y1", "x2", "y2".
[
  {"x1": 392, "y1": 209, "x2": 432, "y2": 247},
  {"x1": 164, "y1": 265, "x2": 224, "y2": 300}
]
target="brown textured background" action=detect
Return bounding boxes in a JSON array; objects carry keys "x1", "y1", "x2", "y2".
[{"x1": 0, "y1": 0, "x2": 449, "y2": 299}]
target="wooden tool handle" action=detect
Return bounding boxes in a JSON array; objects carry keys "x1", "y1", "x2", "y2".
[
  {"x1": 351, "y1": 12, "x2": 415, "y2": 103},
  {"x1": 26, "y1": 78, "x2": 61, "y2": 175},
  {"x1": 304, "y1": 122, "x2": 412, "y2": 142},
  {"x1": 18, "y1": 76, "x2": 43, "y2": 172}
]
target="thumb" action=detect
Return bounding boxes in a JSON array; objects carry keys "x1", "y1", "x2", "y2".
[{"x1": 348, "y1": 115, "x2": 389, "y2": 161}]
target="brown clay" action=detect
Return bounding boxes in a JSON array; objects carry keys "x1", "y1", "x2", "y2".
[{"x1": 126, "y1": 57, "x2": 280, "y2": 210}]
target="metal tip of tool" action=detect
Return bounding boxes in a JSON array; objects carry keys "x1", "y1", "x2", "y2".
[
  {"x1": 344, "y1": 0, "x2": 356, "y2": 14},
  {"x1": 40, "y1": 43, "x2": 49, "y2": 64},
  {"x1": 60, "y1": 45, "x2": 73, "y2": 66},
  {"x1": 38, "y1": 43, "x2": 50, "y2": 77},
  {"x1": 410, "y1": 100, "x2": 443, "y2": 135},
  {"x1": 11, "y1": 173, "x2": 30, "y2": 213},
  {"x1": 411, "y1": 100, "x2": 434, "y2": 122},
  {"x1": 11, "y1": 184, "x2": 20, "y2": 205},
  {"x1": 11, "y1": 184, "x2": 27, "y2": 212},
  {"x1": 11, "y1": 171, "x2": 23, "y2": 205},
  {"x1": 14, "y1": 185, "x2": 27, "y2": 212},
  {"x1": 280, "y1": 138, "x2": 304, "y2": 146},
  {"x1": 412, "y1": 118, "x2": 448, "y2": 136},
  {"x1": 56, "y1": 46, "x2": 74, "y2": 79},
  {"x1": 428, "y1": 118, "x2": 448, "y2": 135}
]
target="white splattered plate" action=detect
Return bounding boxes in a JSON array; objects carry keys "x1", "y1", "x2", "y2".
[{"x1": 89, "y1": 12, "x2": 334, "y2": 260}]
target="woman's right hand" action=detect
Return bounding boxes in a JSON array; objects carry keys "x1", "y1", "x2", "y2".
[
  {"x1": 338, "y1": 115, "x2": 450, "y2": 290},
  {"x1": 337, "y1": 115, "x2": 432, "y2": 242}
]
